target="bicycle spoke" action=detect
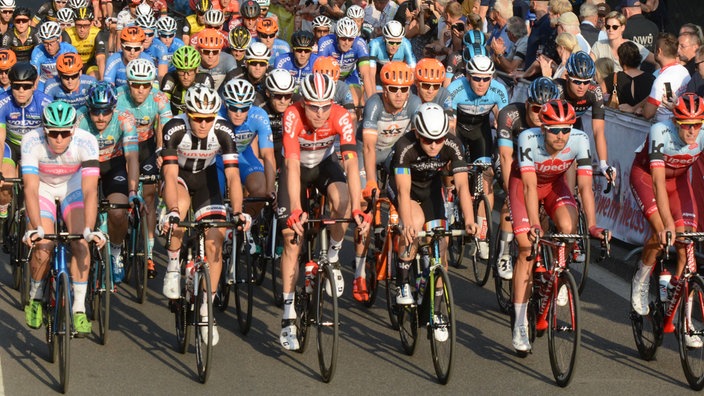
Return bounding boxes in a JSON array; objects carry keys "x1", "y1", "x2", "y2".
[
  {"x1": 548, "y1": 271, "x2": 580, "y2": 387},
  {"x1": 194, "y1": 265, "x2": 213, "y2": 383},
  {"x1": 430, "y1": 267, "x2": 455, "y2": 385},
  {"x1": 316, "y1": 264, "x2": 339, "y2": 383},
  {"x1": 679, "y1": 276, "x2": 704, "y2": 390}
]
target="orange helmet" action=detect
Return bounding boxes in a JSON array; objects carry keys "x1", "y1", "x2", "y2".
[
  {"x1": 313, "y1": 56, "x2": 340, "y2": 82},
  {"x1": 196, "y1": 28, "x2": 224, "y2": 50},
  {"x1": 120, "y1": 26, "x2": 146, "y2": 43},
  {"x1": 380, "y1": 61, "x2": 414, "y2": 87},
  {"x1": 256, "y1": 17, "x2": 278, "y2": 35},
  {"x1": 0, "y1": 49, "x2": 17, "y2": 71},
  {"x1": 56, "y1": 53, "x2": 83, "y2": 75},
  {"x1": 415, "y1": 58, "x2": 445, "y2": 84}
]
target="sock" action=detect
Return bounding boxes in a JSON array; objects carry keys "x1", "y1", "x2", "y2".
[
  {"x1": 111, "y1": 242, "x2": 122, "y2": 259},
  {"x1": 30, "y1": 279, "x2": 43, "y2": 300},
  {"x1": 397, "y1": 260, "x2": 411, "y2": 285},
  {"x1": 199, "y1": 293, "x2": 216, "y2": 317},
  {"x1": 167, "y1": 249, "x2": 180, "y2": 272},
  {"x1": 497, "y1": 231, "x2": 514, "y2": 258},
  {"x1": 328, "y1": 238, "x2": 343, "y2": 263},
  {"x1": 282, "y1": 292, "x2": 296, "y2": 320},
  {"x1": 514, "y1": 303, "x2": 528, "y2": 327},
  {"x1": 354, "y1": 255, "x2": 365, "y2": 278},
  {"x1": 636, "y1": 260, "x2": 652, "y2": 283},
  {"x1": 73, "y1": 282, "x2": 87, "y2": 314},
  {"x1": 147, "y1": 238, "x2": 155, "y2": 259},
  {"x1": 0, "y1": 203, "x2": 8, "y2": 219}
]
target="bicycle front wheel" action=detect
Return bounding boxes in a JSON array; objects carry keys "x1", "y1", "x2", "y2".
[
  {"x1": 57, "y1": 272, "x2": 71, "y2": 393},
  {"x1": 316, "y1": 264, "x2": 339, "y2": 383},
  {"x1": 447, "y1": 198, "x2": 465, "y2": 269},
  {"x1": 386, "y1": 249, "x2": 400, "y2": 330},
  {"x1": 629, "y1": 269, "x2": 662, "y2": 361},
  {"x1": 678, "y1": 275, "x2": 704, "y2": 390},
  {"x1": 547, "y1": 271, "x2": 580, "y2": 387},
  {"x1": 92, "y1": 245, "x2": 111, "y2": 345},
  {"x1": 430, "y1": 266, "x2": 456, "y2": 385},
  {"x1": 235, "y1": 237, "x2": 254, "y2": 335},
  {"x1": 133, "y1": 214, "x2": 149, "y2": 304},
  {"x1": 363, "y1": 244, "x2": 379, "y2": 308},
  {"x1": 272, "y1": 255, "x2": 284, "y2": 307},
  {"x1": 398, "y1": 262, "x2": 418, "y2": 356},
  {"x1": 493, "y1": 231, "x2": 514, "y2": 314},
  {"x1": 470, "y1": 195, "x2": 493, "y2": 286},
  {"x1": 570, "y1": 208, "x2": 591, "y2": 295},
  {"x1": 195, "y1": 264, "x2": 213, "y2": 383}
]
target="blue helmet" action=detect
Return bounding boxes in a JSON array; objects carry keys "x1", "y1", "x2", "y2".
[
  {"x1": 528, "y1": 77, "x2": 560, "y2": 105},
  {"x1": 462, "y1": 44, "x2": 488, "y2": 62},
  {"x1": 87, "y1": 81, "x2": 117, "y2": 109},
  {"x1": 565, "y1": 51, "x2": 595, "y2": 79},
  {"x1": 463, "y1": 30, "x2": 486, "y2": 47}
]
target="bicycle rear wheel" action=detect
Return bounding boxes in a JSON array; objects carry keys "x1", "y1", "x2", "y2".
[
  {"x1": 678, "y1": 275, "x2": 704, "y2": 390},
  {"x1": 629, "y1": 269, "x2": 662, "y2": 361},
  {"x1": 570, "y1": 207, "x2": 590, "y2": 295},
  {"x1": 547, "y1": 271, "x2": 580, "y2": 387},
  {"x1": 235, "y1": 235, "x2": 254, "y2": 334},
  {"x1": 9, "y1": 211, "x2": 22, "y2": 289},
  {"x1": 173, "y1": 292, "x2": 190, "y2": 354},
  {"x1": 493, "y1": 231, "x2": 514, "y2": 314},
  {"x1": 194, "y1": 264, "x2": 213, "y2": 384},
  {"x1": 57, "y1": 272, "x2": 71, "y2": 393},
  {"x1": 470, "y1": 195, "x2": 493, "y2": 286},
  {"x1": 430, "y1": 266, "x2": 456, "y2": 385},
  {"x1": 363, "y1": 247, "x2": 379, "y2": 307},
  {"x1": 272, "y1": 254, "x2": 284, "y2": 307},
  {"x1": 316, "y1": 264, "x2": 339, "y2": 383}
]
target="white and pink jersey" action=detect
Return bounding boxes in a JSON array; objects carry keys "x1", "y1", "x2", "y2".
[{"x1": 515, "y1": 127, "x2": 593, "y2": 184}]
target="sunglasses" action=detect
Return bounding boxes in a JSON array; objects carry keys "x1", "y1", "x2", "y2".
[
  {"x1": 676, "y1": 120, "x2": 704, "y2": 130},
  {"x1": 14, "y1": 18, "x2": 29, "y2": 24},
  {"x1": 46, "y1": 129, "x2": 72, "y2": 139},
  {"x1": 386, "y1": 86, "x2": 410, "y2": 93},
  {"x1": 0, "y1": 69, "x2": 9, "y2": 75},
  {"x1": 123, "y1": 45, "x2": 143, "y2": 52},
  {"x1": 160, "y1": 33, "x2": 176, "y2": 38},
  {"x1": 188, "y1": 113, "x2": 216, "y2": 123},
  {"x1": 90, "y1": 108, "x2": 113, "y2": 116},
  {"x1": 305, "y1": 102, "x2": 332, "y2": 112},
  {"x1": 605, "y1": 24, "x2": 621, "y2": 30},
  {"x1": 339, "y1": 37, "x2": 354, "y2": 42},
  {"x1": 61, "y1": 73, "x2": 79, "y2": 80},
  {"x1": 129, "y1": 81, "x2": 152, "y2": 89},
  {"x1": 177, "y1": 69, "x2": 196, "y2": 75},
  {"x1": 144, "y1": 31, "x2": 155, "y2": 37},
  {"x1": 544, "y1": 126, "x2": 571, "y2": 135},
  {"x1": 247, "y1": 60, "x2": 268, "y2": 67},
  {"x1": 293, "y1": 47, "x2": 312, "y2": 53},
  {"x1": 314, "y1": 29, "x2": 330, "y2": 34},
  {"x1": 419, "y1": 135, "x2": 445, "y2": 145},
  {"x1": 272, "y1": 93, "x2": 293, "y2": 100},
  {"x1": 201, "y1": 49, "x2": 220, "y2": 56},
  {"x1": 529, "y1": 103, "x2": 542, "y2": 113},
  {"x1": 569, "y1": 77, "x2": 591, "y2": 85},
  {"x1": 1, "y1": 10, "x2": 14, "y2": 14},
  {"x1": 11, "y1": 83, "x2": 33, "y2": 90},
  {"x1": 258, "y1": 32, "x2": 276, "y2": 39},
  {"x1": 419, "y1": 82, "x2": 440, "y2": 90},
  {"x1": 471, "y1": 76, "x2": 492, "y2": 82},
  {"x1": 227, "y1": 104, "x2": 251, "y2": 113},
  {"x1": 75, "y1": 23, "x2": 92, "y2": 28},
  {"x1": 386, "y1": 41, "x2": 402, "y2": 46}
]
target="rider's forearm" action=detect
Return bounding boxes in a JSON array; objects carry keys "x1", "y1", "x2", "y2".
[
  {"x1": 286, "y1": 158, "x2": 302, "y2": 211},
  {"x1": 344, "y1": 155, "x2": 362, "y2": 212},
  {"x1": 261, "y1": 148, "x2": 276, "y2": 195},
  {"x1": 24, "y1": 176, "x2": 42, "y2": 230},
  {"x1": 592, "y1": 119, "x2": 607, "y2": 162},
  {"x1": 82, "y1": 176, "x2": 100, "y2": 230},
  {"x1": 362, "y1": 134, "x2": 377, "y2": 184},
  {"x1": 226, "y1": 167, "x2": 244, "y2": 213},
  {"x1": 577, "y1": 176, "x2": 597, "y2": 229},
  {"x1": 125, "y1": 152, "x2": 139, "y2": 194}
]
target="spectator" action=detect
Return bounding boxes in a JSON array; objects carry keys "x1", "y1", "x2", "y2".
[
  {"x1": 686, "y1": 46, "x2": 704, "y2": 96},
  {"x1": 680, "y1": 23, "x2": 704, "y2": 44},
  {"x1": 642, "y1": 33, "x2": 691, "y2": 122},
  {"x1": 595, "y1": 57, "x2": 614, "y2": 95},
  {"x1": 543, "y1": 0, "x2": 572, "y2": 64},
  {"x1": 486, "y1": 0, "x2": 512, "y2": 57},
  {"x1": 621, "y1": 0, "x2": 658, "y2": 54},
  {"x1": 595, "y1": 2, "x2": 610, "y2": 41},
  {"x1": 589, "y1": 11, "x2": 655, "y2": 73},
  {"x1": 366, "y1": 0, "x2": 398, "y2": 37},
  {"x1": 579, "y1": 3, "x2": 600, "y2": 47},
  {"x1": 556, "y1": 12, "x2": 590, "y2": 53},
  {"x1": 678, "y1": 32, "x2": 702, "y2": 76},
  {"x1": 604, "y1": 41, "x2": 654, "y2": 114},
  {"x1": 512, "y1": 31, "x2": 577, "y2": 80},
  {"x1": 491, "y1": 15, "x2": 526, "y2": 74},
  {"x1": 639, "y1": 0, "x2": 666, "y2": 32},
  {"x1": 393, "y1": 0, "x2": 417, "y2": 28},
  {"x1": 523, "y1": 0, "x2": 551, "y2": 70},
  {"x1": 426, "y1": 1, "x2": 465, "y2": 57}
]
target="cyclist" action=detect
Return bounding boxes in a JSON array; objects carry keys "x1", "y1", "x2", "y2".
[
  {"x1": 227, "y1": 25, "x2": 250, "y2": 63},
  {"x1": 0, "y1": 49, "x2": 17, "y2": 92},
  {"x1": 135, "y1": 14, "x2": 170, "y2": 79},
  {"x1": 117, "y1": 59, "x2": 172, "y2": 280},
  {"x1": 448, "y1": 54, "x2": 509, "y2": 261},
  {"x1": 212, "y1": 0, "x2": 238, "y2": 21},
  {"x1": 112, "y1": 1, "x2": 151, "y2": 52},
  {"x1": 509, "y1": 100, "x2": 605, "y2": 353},
  {"x1": 226, "y1": 41, "x2": 271, "y2": 95},
  {"x1": 30, "y1": 21, "x2": 77, "y2": 91},
  {"x1": 229, "y1": 0, "x2": 259, "y2": 37},
  {"x1": 31, "y1": 0, "x2": 65, "y2": 26},
  {"x1": 155, "y1": 16, "x2": 185, "y2": 75},
  {"x1": 161, "y1": 45, "x2": 215, "y2": 115},
  {"x1": 630, "y1": 94, "x2": 704, "y2": 348},
  {"x1": 63, "y1": 7, "x2": 108, "y2": 79},
  {"x1": 182, "y1": 0, "x2": 211, "y2": 45},
  {"x1": 311, "y1": 15, "x2": 331, "y2": 53},
  {"x1": 369, "y1": 21, "x2": 416, "y2": 89},
  {"x1": 494, "y1": 77, "x2": 560, "y2": 280},
  {"x1": 254, "y1": 17, "x2": 289, "y2": 64},
  {"x1": 273, "y1": 30, "x2": 316, "y2": 87},
  {"x1": 0, "y1": 0, "x2": 14, "y2": 36},
  {"x1": 55, "y1": 7, "x2": 73, "y2": 31},
  {"x1": 189, "y1": 10, "x2": 228, "y2": 49},
  {"x1": 254, "y1": 0, "x2": 277, "y2": 22},
  {"x1": 256, "y1": 68, "x2": 299, "y2": 168},
  {"x1": 0, "y1": 63, "x2": 52, "y2": 224},
  {"x1": 21, "y1": 100, "x2": 104, "y2": 335},
  {"x1": 312, "y1": 56, "x2": 355, "y2": 115},
  {"x1": 196, "y1": 29, "x2": 237, "y2": 91},
  {"x1": 103, "y1": 26, "x2": 152, "y2": 87},
  {"x1": 412, "y1": 58, "x2": 453, "y2": 113},
  {"x1": 160, "y1": 84, "x2": 251, "y2": 346},
  {"x1": 279, "y1": 73, "x2": 369, "y2": 350},
  {"x1": 0, "y1": 8, "x2": 41, "y2": 62},
  {"x1": 346, "y1": 4, "x2": 364, "y2": 33},
  {"x1": 43, "y1": 52, "x2": 96, "y2": 107},
  {"x1": 75, "y1": 81, "x2": 139, "y2": 283},
  {"x1": 390, "y1": 102, "x2": 478, "y2": 313}
]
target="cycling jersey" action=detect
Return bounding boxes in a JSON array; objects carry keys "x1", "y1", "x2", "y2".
[
  {"x1": 197, "y1": 51, "x2": 237, "y2": 91},
  {"x1": 368, "y1": 37, "x2": 416, "y2": 69},
  {"x1": 0, "y1": 91, "x2": 52, "y2": 146},
  {"x1": 115, "y1": 85, "x2": 172, "y2": 144},
  {"x1": 63, "y1": 26, "x2": 108, "y2": 66},
  {"x1": 410, "y1": 85, "x2": 453, "y2": 113},
  {"x1": 143, "y1": 39, "x2": 170, "y2": 68},
  {"x1": 156, "y1": 38, "x2": 185, "y2": 73},
  {"x1": 335, "y1": 80, "x2": 355, "y2": 109},
  {"x1": 160, "y1": 72, "x2": 215, "y2": 115},
  {"x1": 283, "y1": 102, "x2": 356, "y2": 168},
  {"x1": 317, "y1": 34, "x2": 371, "y2": 85},
  {"x1": 555, "y1": 78, "x2": 605, "y2": 126},
  {"x1": 43, "y1": 74, "x2": 97, "y2": 108},
  {"x1": 162, "y1": 114, "x2": 239, "y2": 173},
  {"x1": 273, "y1": 52, "x2": 318, "y2": 87},
  {"x1": 217, "y1": 105, "x2": 273, "y2": 153},
  {"x1": 224, "y1": 64, "x2": 270, "y2": 95},
  {"x1": 75, "y1": 107, "x2": 139, "y2": 162},
  {"x1": 115, "y1": 8, "x2": 136, "y2": 31},
  {"x1": 31, "y1": 41, "x2": 78, "y2": 90},
  {"x1": 182, "y1": 14, "x2": 206, "y2": 38},
  {"x1": 32, "y1": 1, "x2": 59, "y2": 25},
  {"x1": 254, "y1": 37, "x2": 291, "y2": 63},
  {"x1": 0, "y1": 27, "x2": 42, "y2": 62},
  {"x1": 361, "y1": 92, "x2": 422, "y2": 152},
  {"x1": 448, "y1": 77, "x2": 509, "y2": 123},
  {"x1": 496, "y1": 103, "x2": 530, "y2": 149},
  {"x1": 103, "y1": 51, "x2": 154, "y2": 87}
]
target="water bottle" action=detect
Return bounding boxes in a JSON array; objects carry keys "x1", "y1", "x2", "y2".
[
  {"x1": 305, "y1": 261, "x2": 318, "y2": 293},
  {"x1": 534, "y1": 263, "x2": 550, "y2": 298},
  {"x1": 185, "y1": 260, "x2": 195, "y2": 292},
  {"x1": 112, "y1": 254, "x2": 124, "y2": 284},
  {"x1": 659, "y1": 269, "x2": 671, "y2": 302},
  {"x1": 224, "y1": 229, "x2": 233, "y2": 258},
  {"x1": 417, "y1": 267, "x2": 429, "y2": 305}
]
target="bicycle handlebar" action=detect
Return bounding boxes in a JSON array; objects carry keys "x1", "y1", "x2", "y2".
[{"x1": 37, "y1": 233, "x2": 84, "y2": 242}]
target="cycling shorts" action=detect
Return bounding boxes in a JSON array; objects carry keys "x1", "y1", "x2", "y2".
[
  {"x1": 4, "y1": 141, "x2": 20, "y2": 167},
  {"x1": 38, "y1": 173, "x2": 84, "y2": 223},
  {"x1": 508, "y1": 170, "x2": 576, "y2": 235},
  {"x1": 388, "y1": 176, "x2": 446, "y2": 224},
  {"x1": 140, "y1": 151, "x2": 159, "y2": 182},
  {"x1": 178, "y1": 165, "x2": 226, "y2": 221},
  {"x1": 630, "y1": 163, "x2": 697, "y2": 229},
  {"x1": 238, "y1": 146, "x2": 264, "y2": 184},
  {"x1": 100, "y1": 156, "x2": 129, "y2": 197},
  {"x1": 455, "y1": 117, "x2": 492, "y2": 163}
]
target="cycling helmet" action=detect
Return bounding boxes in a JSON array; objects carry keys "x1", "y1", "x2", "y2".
[
  {"x1": 135, "y1": 14, "x2": 157, "y2": 32},
  {"x1": 172, "y1": 45, "x2": 201, "y2": 69},
  {"x1": 413, "y1": 102, "x2": 449, "y2": 140},
  {"x1": 254, "y1": 0, "x2": 270, "y2": 8},
  {"x1": 463, "y1": 30, "x2": 486, "y2": 47},
  {"x1": 66, "y1": 0, "x2": 88, "y2": 9},
  {"x1": 415, "y1": 58, "x2": 445, "y2": 84},
  {"x1": 87, "y1": 81, "x2": 117, "y2": 109},
  {"x1": 462, "y1": 43, "x2": 487, "y2": 61},
  {"x1": 300, "y1": 73, "x2": 335, "y2": 102},
  {"x1": 73, "y1": 6, "x2": 92, "y2": 20},
  {"x1": 256, "y1": 17, "x2": 277, "y2": 35},
  {"x1": 312, "y1": 15, "x2": 331, "y2": 30},
  {"x1": 228, "y1": 26, "x2": 251, "y2": 49},
  {"x1": 380, "y1": 61, "x2": 414, "y2": 87},
  {"x1": 265, "y1": 68, "x2": 295, "y2": 94},
  {"x1": 0, "y1": 49, "x2": 17, "y2": 70},
  {"x1": 465, "y1": 54, "x2": 495, "y2": 75},
  {"x1": 539, "y1": 100, "x2": 577, "y2": 126},
  {"x1": 203, "y1": 9, "x2": 224, "y2": 26},
  {"x1": 527, "y1": 77, "x2": 560, "y2": 105},
  {"x1": 565, "y1": 51, "x2": 595, "y2": 79},
  {"x1": 196, "y1": 28, "x2": 224, "y2": 49},
  {"x1": 0, "y1": 0, "x2": 15, "y2": 9},
  {"x1": 194, "y1": 0, "x2": 212, "y2": 12},
  {"x1": 346, "y1": 5, "x2": 364, "y2": 19},
  {"x1": 244, "y1": 41, "x2": 270, "y2": 61},
  {"x1": 56, "y1": 52, "x2": 83, "y2": 74},
  {"x1": 12, "y1": 7, "x2": 30, "y2": 19},
  {"x1": 126, "y1": 58, "x2": 156, "y2": 81},
  {"x1": 8, "y1": 62, "x2": 37, "y2": 82},
  {"x1": 120, "y1": 26, "x2": 145, "y2": 43},
  {"x1": 185, "y1": 83, "x2": 221, "y2": 114},
  {"x1": 56, "y1": 8, "x2": 75, "y2": 24},
  {"x1": 134, "y1": 2, "x2": 153, "y2": 18},
  {"x1": 43, "y1": 100, "x2": 76, "y2": 129},
  {"x1": 336, "y1": 17, "x2": 358, "y2": 38},
  {"x1": 222, "y1": 78, "x2": 256, "y2": 106},
  {"x1": 38, "y1": 21, "x2": 62, "y2": 41},
  {"x1": 312, "y1": 56, "x2": 340, "y2": 81},
  {"x1": 291, "y1": 30, "x2": 314, "y2": 49},
  {"x1": 382, "y1": 20, "x2": 404, "y2": 40},
  {"x1": 240, "y1": 0, "x2": 260, "y2": 18},
  {"x1": 673, "y1": 93, "x2": 704, "y2": 120},
  {"x1": 156, "y1": 16, "x2": 177, "y2": 34}
]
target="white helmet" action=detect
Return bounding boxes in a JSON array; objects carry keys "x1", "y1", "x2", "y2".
[
  {"x1": 135, "y1": 14, "x2": 157, "y2": 32},
  {"x1": 135, "y1": 2, "x2": 153, "y2": 18},
  {"x1": 300, "y1": 73, "x2": 335, "y2": 102},
  {"x1": 346, "y1": 4, "x2": 364, "y2": 19},
  {"x1": 244, "y1": 41, "x2": 270, "y2": 61},
  {"x1": 222, "y1": 78, "x2": 256, "y2": 106},
  {"x1": 265, "y1": 69, "x2": 296, "y2": 94},
  {"x1": 336, "y1": 17, "x2": 358, "y2": 38},
  {"x1": 382, "y1": 20, "x2": 404, "y2": 40},
  {"x1": 0, "y1": 0, "x2": 15, "y2": 10},
  {"x1": 312, "y1": 15, "x2": 331, "y2": 30},
  {"x1": 185, "y1": 84, "x2": 221, "y2": 114},
  {"x1": 66, "y1": 0, "x2": 88, "y2": 9},
  {"x1": 38, "y1": 21, "x2": 62, "y2": 41},
  {"x1": 255, "y1": 0, "x2": 270, "y2": 8},
  {"x1": 126, "y1": 58, "x2": 156, "y2": 82},
  {"x1": 203, "y1": 9, "x2": 224, "y2": 27},
  {"x1": 465, "y1": 54, "x2": 495, "y2": 75},
  {"x1": 56, "y1": 8, "x2": 75, "y2": 24},
  {"x1": 413, "y1": 103, "x2": 449, "y2": 140},
  {"x1": 156, "y1": 16, "x2": 177, "y2": 34}
]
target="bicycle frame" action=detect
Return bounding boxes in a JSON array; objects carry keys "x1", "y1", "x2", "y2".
[
  {"x1": 661, "y1": 235, "x2": 700, "y2": 334},
  {"x1": 532, "y1": 236, "x2": 571, "y2": 331},
  {"x1": 373, "y1": 197, "x2": 400, "y2": 282}
]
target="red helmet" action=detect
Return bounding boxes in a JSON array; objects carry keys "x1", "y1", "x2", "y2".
[
  {"x1": 674, "y1": 93, "x2": 704, "y2": 120},
  {"x1": 539, "y1": 100, "x2": 577, "y2": 126}
]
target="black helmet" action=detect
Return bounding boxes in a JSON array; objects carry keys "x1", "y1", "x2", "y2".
[
  {"x1": 291, "y1": 30, "x2": 314, "y2": 49},
  {"x1": 565, "y1": 51, "x2": 595, "y2": 79},
  {"x1": 528, "y1": 77, "x2": 560, "y2": 105},
  {"x1": 12, "y1": 7, "x2": 31, "y2": 19},
  {"x1": 240, "y1": 0, "x2": 260, "y2": 18},
  {"x1": 8, "y1": 62, "x2": 37, "y2": 83}
]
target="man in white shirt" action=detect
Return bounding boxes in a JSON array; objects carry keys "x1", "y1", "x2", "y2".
[
  {"x1": 643, "y1": 33, "x2": 692, "y2": 123},
  {"x1": 557, "y1": 12, "x2": 590, "y2": 54}
]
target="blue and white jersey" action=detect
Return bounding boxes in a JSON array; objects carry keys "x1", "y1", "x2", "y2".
[
  {"x1": 317, "y1": 34, "x2": 371, "y2": 85},
  {"x1": 103, "y1": 51, "x2": 154, "y2": 87},
  {"x1": 0, "y1": 91, "x2": 53, "y2": 145},
  {"x1": 217, "y1": 105, "x2": 273, "y2": 153},
  {"x1": 43, "y1": 74, "x2": 97, "y2": 108},
  {"x1": 143, "y1": 39, "x2": 170, "y2": 67},
  {"x1": 30, "y1": 41, "x2": 79, "y2": 90},
  {"x1": 273, "y1": 52, "x2": 318, "y2": 87},
  {"x1": 255, "y1": 37, "x2": 291, "y2": 64},
  {"x1": 368, "y1": 37, "x2": 416, "y2": 69},
  {"x1": 447, "y1": 77, "x2": 509, "y2": 122},
  {"x1": 157, "y1": 37, "x2": 185, "y2": 73}
]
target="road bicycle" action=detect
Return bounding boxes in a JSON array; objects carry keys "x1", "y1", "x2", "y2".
[
  {"x1": 630, "y1": 231, "x2": 704, "y2": 390},
  {"x1": 396, "y1": 222, "x2": 462, "y2": 384},
  {"x1": 124, "y1": 174, "x2": 159, "y2": 304},
  {"x1": 3, "y1": 177, "x2": 28, "y2": 308}
]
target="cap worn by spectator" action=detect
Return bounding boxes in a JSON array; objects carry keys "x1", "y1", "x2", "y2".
[
  {"x1": 597, "y1": 3, "x2": 610, "y2": 17},
  {"x1": 621, "y1": 0, "x2": 640, "y2": 8}
]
